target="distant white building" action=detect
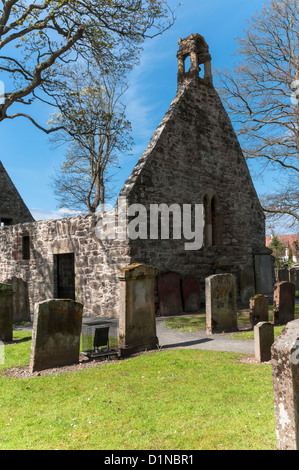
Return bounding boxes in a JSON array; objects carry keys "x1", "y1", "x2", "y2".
[{"x1": 266, "y1": 234, "x2": 299, "y2": 263}]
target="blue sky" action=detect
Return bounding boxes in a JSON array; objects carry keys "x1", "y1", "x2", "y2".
[{"x1": 0, "y1": 0, "x2": 290, "y2": 232}]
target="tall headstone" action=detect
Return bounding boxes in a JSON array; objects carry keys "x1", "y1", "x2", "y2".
[
  {"x1": 157, "y1": 272, "x2": 183, "y2": 316},
  {"x1": 273, "y1": 281, "x2": 295, "y2": 325},
  {"x1": 275, "y1": 268, "x2": 289, "y2": 283},
  {"x1": 249, "y1": 294, "x2": 269, "y2": 327},
  {"x1": 0, "y1": 283, "x2": 13, "y2": 342},
  {"x1": 254, "y1": 246, "x2": 274, "y2": 296},
  {"x1": 205, "y1": 273, "x2": 237, "y2": 334},
  {"x1": 254, "y1": 322, "x2": 274, "y2": 363},
  {"x1": 271, "y1": 319, "x2": 299, "y2": 450},
  {"x1": 119, "y1": 264, "x2": 158, "y2": 357},
  {"x1": 29, "y1": 299, "x2": 83, "y2": 373},
  {"x1": 182, "y1": 275, "x2": 200, "y2": 313},
  {"x1": 239, "y1": 266, "x2": 256, "y2": 305}
]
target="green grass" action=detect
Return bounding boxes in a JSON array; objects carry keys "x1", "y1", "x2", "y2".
[{"x1": 0, "y1": 330, "x2": 276, "y2": 450}]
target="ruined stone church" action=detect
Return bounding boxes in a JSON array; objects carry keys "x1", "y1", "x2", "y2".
[{"x1": 0, "y1": 34, "x2": 273, "y2": 319}]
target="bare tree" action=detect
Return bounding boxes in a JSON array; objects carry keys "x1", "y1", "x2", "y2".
[
  {"x1": 216, "y1": 0, "x2": 299, "y2": 227},
  {"x1": 51, "y1": 65, "x2": 132, "y2": 213},
  {"x1": 0, "y1": 0, "x2": 176, "y2": 133}
]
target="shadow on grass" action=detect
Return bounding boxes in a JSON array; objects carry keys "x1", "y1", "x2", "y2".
[
  {"x1": 4, "y1": 336, "x2": 32, "y2": 345},
  {"x1": 161, "y1": 337, "x2": 214, "y2": 349}
]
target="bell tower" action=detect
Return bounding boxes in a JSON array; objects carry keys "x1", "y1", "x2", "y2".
[{"x1": 177, "y1": 33, "x2": 213, "y2": 86}]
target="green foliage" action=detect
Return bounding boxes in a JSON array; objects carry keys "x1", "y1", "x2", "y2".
[{"x1": 268, "y1": 236, "x2": 287, "y2": 267}]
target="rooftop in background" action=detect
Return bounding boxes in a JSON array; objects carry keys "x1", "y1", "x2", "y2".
[{"x1": 266, "y1": 234, "x2": 299, "y2": 248}]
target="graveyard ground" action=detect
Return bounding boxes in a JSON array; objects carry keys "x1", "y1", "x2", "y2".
[
  {"x1": 0, "y1": 306, "x2": 283, "y2": 450},
  {"x1": 163, "y1": 302, "x2": 299, "y2": 340}
]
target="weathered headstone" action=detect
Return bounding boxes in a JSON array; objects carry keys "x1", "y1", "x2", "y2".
[
  {"x1": 205, "y1": 273, "x2": 237, "y2": 334},
  {"x1": 254, "y1": 246, "x2": 274, "y2": 296},
  {"x1": 29, "y1": 299, "x2": 83, "y2": 373},
  {"x1": 254, "y1": 322, "x2": 274, "y2": 363},
  {"x1": 182, "y1": 275, "x2": 200, "y2": 313},
  {"x1": 157, "y1": 272, "x2": 183, "y2": 316},
  {"x1": 275, "y1": 268, "x2": 289, "y2": 283},
  {"x1": 0, "y1": 283, "x2": 13, "y2": 342},
  {"x1": 239, "y1": 267, "x2": 255, "y2": 305},
  {"x1": 289, "y1": 268, "x2": 296, "y2": 285},
  {"x1": 273, "y1": 281, "x2": 295, "y2": 326},
  {"x1": 271, "y1": 319, "x2": 299, "y2": 450},
  {"x1": 249, "y1": 294, "x2": 269, "y2": 327},
  {"x1": 119, "y1": 264, "x2": 158, "y2": 357},
  {"x1": 4, "y1": 276, "x2": 30, "y2": 322}
]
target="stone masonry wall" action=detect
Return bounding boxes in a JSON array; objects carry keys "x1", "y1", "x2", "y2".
[{"x1": 0, "y1": 213, "x2": 130, "y2": 317}]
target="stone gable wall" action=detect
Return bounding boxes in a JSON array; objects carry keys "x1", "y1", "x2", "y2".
[{"x1": 122, "y1": 78, "x2": 265, "y2": 298}]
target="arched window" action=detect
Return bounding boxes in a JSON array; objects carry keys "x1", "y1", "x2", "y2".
[
  {"x1": 203, "y1": 194, "x2": 212, "y2": 246},
  {"x1": 203, "y1": 191, "x2": 222, "y2": 247},
  {"x1": 22, "y1": 232, "x2": 30, "y2": 260}
]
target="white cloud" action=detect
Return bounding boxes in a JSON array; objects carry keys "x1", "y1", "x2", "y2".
[{"x1": 31, "y1": 207, "x2": 83, "y2": 221}]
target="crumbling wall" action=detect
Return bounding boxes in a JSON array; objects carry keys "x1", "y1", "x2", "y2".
[{"x1": 0, "y1": 213, "x2": 130, "y2": 317}]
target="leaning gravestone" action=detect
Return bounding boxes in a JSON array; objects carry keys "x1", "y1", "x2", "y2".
[
  {"x1": 272, "y1": 319, "x2": 299, "y2": 450},
  {"x1": 0, "y1": 283, "x2": 13, "y2": 342},
  {"x1": 157, "y1": 272, "x2": 183, "y2": 316},
  {"x1": 273, "y1": 281, "x2": 295, "y2": 326},
  {"x1": 119, "y1": 264, "x2": 158, "y2": 357},
  {"x1": 29, "y1": 299, "x2": 83, "y2": 373},
  {"x1": 205, "y1": 273, "x2": 237, "y2": 334},
  {"x1": 249, "y1": 294, "x2": 269, "y2": 328},
  {"x1": 182, "y1": 275, "x2": 200, "y2": 313}
]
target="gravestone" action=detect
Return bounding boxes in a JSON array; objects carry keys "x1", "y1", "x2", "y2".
[
  {"x1": 157, "y1": 272, "x2": 183, "y2": 316},
  {"x1": 4, "y1": 276, "x2": 30, "y2": 322},
  {"x1": 271, "y1": 319, "x2": 299, "y2": 450},
  {"x1": 249, "y1": 294, "x2": 269, "y2": 327},
  {"x1": 119, "y1": 264, "x2": 158, "y2": 357},
  {"x1": 254, "y1": 246, "x2": 274, "y2": 296},
  {"x1": 0, "y1": 283, "x2": 13, "y2": 342},
  {"x1": 275, "y1": 268, "x2": 289, "y2": 283},
  {"x1": 29, "y1": 299, "x2": 83, "y2": 373},
  {"x1": 289, "y1": 268, "x2": 296, "y2": 285},
  {"x1": 205, "y1": 273, "x2": 237, "y2": 334},
  {"x1": 182, "y1": 275, "x2": 200, "y2": 313},
  {"x1": 239, "y1": 267, "x2": 255, "y2": 305},
  {"x1": 273, "y1": 281, "x2": 295, "y2": 326},
  {"x1": 254, "y1": 322, "x2": 274, "y2": 363}
]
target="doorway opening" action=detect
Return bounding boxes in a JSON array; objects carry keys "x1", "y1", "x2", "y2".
[{"x1": 54, "y1": 253, "x2": 76, "y2": 301}]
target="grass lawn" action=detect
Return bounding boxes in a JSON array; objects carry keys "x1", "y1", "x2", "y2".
[
  {"x1": 0, "y1": 330, "x2": 276, "y2": 450},
  {"x1": 163, "y1": 304, "x2": 299, "y2": 341}
]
